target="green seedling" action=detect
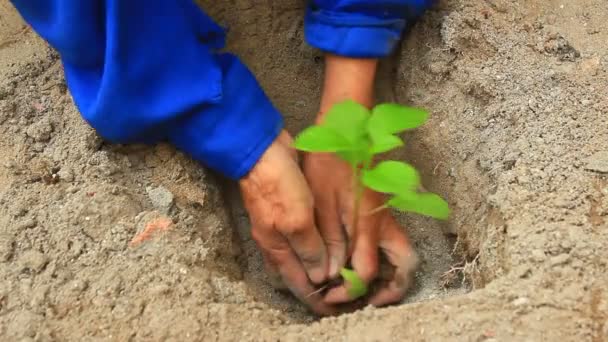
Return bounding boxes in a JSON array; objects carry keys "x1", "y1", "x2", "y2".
[
  {"x1": 294, "y1": 100, "x2": 450, "y2": 299},
  {"x1": 340, "y1": 267, "x2": 368, "y2": 299}
]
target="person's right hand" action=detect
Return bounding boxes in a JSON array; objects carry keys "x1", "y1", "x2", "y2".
[{"x1": 239, "y1": 130, "x2": 334, "y2": 316}]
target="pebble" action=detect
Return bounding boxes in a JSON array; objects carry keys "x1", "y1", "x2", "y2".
[
  {"x1": 512, "y1": 297, "x2": 530, "y2": 306},
  {"x1": 19, "y1": 250, "x2": 49, "y2": 274},
  {"x1": 16, "y1": 218, "x2": 37, "y2": 230},
  {"x1": 149, "y1": 284, "x2": 171, "y2": 295},
  {"x1": 531, "y1": 249, "x2": 545, "y2": 262},
  {"x1": 57, "y1": 168, "x2": 74, "y2": 182},
  {"x1": 25, "y1": 118, "x2": 53, "y2": 142},
  {"x1": 146, "y1": 186, "x2": 175, "y2": 214},
  {"x1": 69, "y1": 279, "x2": 89, "y2": 294},
  {"x1": 549, "y1": 253, "x2": 570, "y2": 267}
]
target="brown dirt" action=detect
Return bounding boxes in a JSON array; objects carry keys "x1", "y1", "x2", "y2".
[{"x1": 1, "y1": 0, "x2": 607, "y2": 341}]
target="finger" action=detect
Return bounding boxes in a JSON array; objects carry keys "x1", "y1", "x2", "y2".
[
  {"x1": 278, "y1": 250, "x2": 336, "y2": 316},
  {"x1": 314, "y1": 196, "x2": 347, "y2": 279},
  {"x1": 324, "y1": 212, "x2": 379, "y2": 304},
  {"x1": 338, "y1": 188, "x2": 356, "y2": 241},
  {"x1": 367, "y1": 281, "x2": 405, "y2": 306},
  {"x1": 260, "y1": 250, "x2": 286, "y2": 290},
  {"x1": 252, "y1": 225, "x2": 335, "y2": 315},
  {"x1": 368, "y1": 218, "x2": 419, "y2": 307},
  {"x1": 281, "y1": 213, "x2": 329, "y2": 285}
]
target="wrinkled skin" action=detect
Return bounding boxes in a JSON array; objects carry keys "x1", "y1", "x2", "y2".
[
  {"x1": 239, "y1": 130, "x2": 335, "y2": 315},
  {"x1": 303, "y1": 152, "x2": 419, "y2": 306},
  {"x1": 307, "y1": 54, "x2": 420, "y2": 308},
  {"x1": 240, "y1": 54, "x2": 420, "y2": 315}
]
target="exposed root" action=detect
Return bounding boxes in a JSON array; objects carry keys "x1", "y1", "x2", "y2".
[
  {"x1": 440, "y1": 253, "x2": 480, "y2": 289},
  {"x1": 306, "y1": 284, "x2": 330, "y2": 298}
]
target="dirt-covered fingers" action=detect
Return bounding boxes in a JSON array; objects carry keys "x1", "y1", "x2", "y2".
[
  {"x1": 240, "y1": 132, "x2": 330, "y2": 287},
  {"x1": 252, "y1": 225, "x2": 335, "y2": 315},
  {"x1": 260, "y1": 249, "x2": 285, "y2": 290},
  {"x1": 279, "y1": 211, "x2": 329, "y2": 285},
  {"x1": 303, "y1": 153, "x2": 349, "y2": 280},
  {"x1": 324, "y1": 201, "x2": 381, "y2": 304},
  {"x1": 368, "y1": 216, "x2": 419, "y2": 307},
  {"x1": 310, "y1": 191, "x2": 347, "y2": 279}
]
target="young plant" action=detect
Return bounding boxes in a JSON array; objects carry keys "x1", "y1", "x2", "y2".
[{"x1": 294, "y1": 100, "x2": 450, "y2": 299}]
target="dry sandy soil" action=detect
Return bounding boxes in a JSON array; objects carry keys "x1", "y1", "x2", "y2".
[{"x1": 1, "y1": 0, "x2": 607, "y2": 341}]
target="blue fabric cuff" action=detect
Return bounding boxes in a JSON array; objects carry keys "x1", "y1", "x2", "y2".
[
  {"x1": 304, "y1": 8, "x2": 407, "y2": 58},
  {"x1": 167, "y1": 53, "x2": 284, "y2": 180}
]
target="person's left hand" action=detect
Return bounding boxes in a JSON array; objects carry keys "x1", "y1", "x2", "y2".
[{"x1": 302, "y1": 152, "x2": 419, "y2": 306}]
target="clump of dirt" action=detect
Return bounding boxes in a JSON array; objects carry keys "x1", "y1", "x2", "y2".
[{"x1": 1, "y1": 0, "x2": 607, "y2": 340}]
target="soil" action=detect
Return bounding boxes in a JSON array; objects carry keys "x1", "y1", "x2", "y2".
[{"x1": 1, "y1": 0, "x2": 607, "y2": 341}]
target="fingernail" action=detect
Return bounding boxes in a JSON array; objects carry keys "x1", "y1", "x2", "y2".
[
  {"x1": 309, "y1": 266, "x2": 326, "y2": 285},
  {"x1": 329, "y1": 256, "x2": 341, "y2": 278}
]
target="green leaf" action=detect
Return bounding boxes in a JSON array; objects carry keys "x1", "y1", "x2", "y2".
[
  {"x1": 368, "y1": 103, "x2": 429, "y2": 135},
  {"x1": 369, "y1": 131, "x2": 404, "y2": 154},
  {"x1": 336, "y1": 150, "x2": 362, "y2": 167},
  {"x1": 362, "y1": 161, "x2": 420, "y2": 194},
  {"x1": 337, "y1": 145, "x2": 373, "y2": 168},
  {"x1": 293, "y1": 126, "x2": 352, "y2": 152},
  {"x1": 323, "y1": 100, "x2": 370, "y2": 144},
  {"x1": 388, "y1": 192, "x2": 450, "y2": 220},
  {"x1": 340, "y1": 267, "x2": 368, "y2": 299}
]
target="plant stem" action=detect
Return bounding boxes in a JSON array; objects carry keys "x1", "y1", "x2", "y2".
[
  {"x1": 350, "y1": 157, "x2": 372, "y2": 243},
  {"x1": 351, "y1": 164, "x2": 363, "y2": 237}
]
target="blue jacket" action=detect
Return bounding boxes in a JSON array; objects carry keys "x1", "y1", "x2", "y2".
[{"x1": 10, "y1": 0, "x2": 433, "y2": 179}]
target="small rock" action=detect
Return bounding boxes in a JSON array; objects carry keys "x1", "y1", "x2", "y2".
[
  {"x1": 531, "y1": 249, "x2": 545, "y2": 262},
  {"x1": 69, "y1": 279, "x2": 89, "y2": 294},
  {"x1": 585, "y1": 151, "x2": 608, "y2": 174},
  {"x1": 149, "y1": 284, "x2": 171, "y2": 295},
  {"x1": 550, "y1": 253, "x2": 570, "y2": 267},
  {"x1": 16, "y1": 218, "x2": 37, "y2": 230},
  {"x1": 85, "y1": 130, "x2": 103, "y2": 150},
  {"x1": 19, "y1": 250, "x2": 49, "y2": 274},
  {"x1": 146, "y1": 186, "x2": 174, "y2": 214},
  {"x1": 512, "y1": 297, "x2": 530, "y2": 306},
  {"x1": 25, "y1": 118, "x2": 54, "y2": 142},
  {"x1": 57, "y1": 168, "x2": 74, "y2": 182}
]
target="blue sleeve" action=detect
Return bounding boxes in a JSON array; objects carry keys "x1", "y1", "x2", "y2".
[
  {"x1": 10, "y1": 0, "x2": 283, "y2": 180},
  {"x1": 305, "y1": 0, "x2": 435, "y2": 58}
]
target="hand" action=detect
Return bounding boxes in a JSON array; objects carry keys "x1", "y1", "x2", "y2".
[
  {"x1": 303, "y1": 153, "x2": 419, "y2": 306},
  {"x1": 303, "y1": 53, "x2": 418, "y2": 306},
  {"x1": 239, "y1": 130, "x2": 334, "y2": 315}
]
